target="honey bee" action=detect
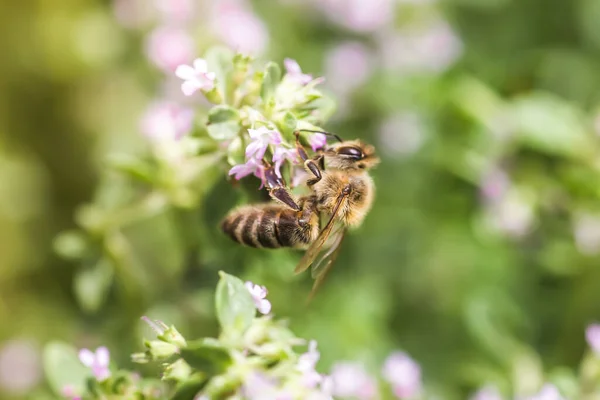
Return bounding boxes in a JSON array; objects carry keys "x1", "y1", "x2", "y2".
[{"x1": 221, "y1": 130, "x2": 379, "y2": 299}]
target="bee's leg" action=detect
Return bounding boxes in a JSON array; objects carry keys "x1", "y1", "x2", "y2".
[
  {"x1": 294, "y1": 131, "x2": 323, "y2": 186},
  {"x1": 264, "y1": 166, "x2": 301, "y2": 211}
]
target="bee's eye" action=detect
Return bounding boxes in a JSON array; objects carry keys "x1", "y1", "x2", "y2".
[{"x1": 337, "y1": 146, "x2": 363, "y2": 159}]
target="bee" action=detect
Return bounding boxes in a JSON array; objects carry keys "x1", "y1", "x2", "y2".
[{"x1": 221, "y1": 130, "x2": 379, "y2": 300}]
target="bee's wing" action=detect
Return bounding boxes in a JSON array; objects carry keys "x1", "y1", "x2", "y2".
[
  {"x1": 306, "y1": 228, "x2": 346, "y2": 303},
  {"x1": 310, "y1": 224, "x2": 345, "y2": 279},
  {"x1": 293, "y1": 190, "x2": 350, "y2": 275}
]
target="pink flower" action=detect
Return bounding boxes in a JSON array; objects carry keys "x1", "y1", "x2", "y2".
[
  {"x1": 325, "y1": 42, "x2": 373, "y2": 95},
  {"x1": 480, "y1": 168, "x2": 510, "y2": 201},
  {"x1": 61, "y1": 384, "x2": 82, "y2": 400},
  {"x1": 145, "y1": 26, "x2": 195, "y2": 72},
  {"x1": 329, "y1": 362, "x2": 377, "y2": 399},
  {"x1": 284, "y1": 58, "x2": 314, "y2": 86},
  {"x1": 245, "y1": 127, "x2": 282, "y2": 160},
  {"x1": 471, "y1": 385, "x2": 503, "y2": 400},
  {"x1": 272, "y1": 147, "x2": 299, "y2": 178},
  {"x1": 298, "y1": 340, "x2": 323, "y2": 388},
  {"x1": 140, "y1": 101, "x2": 194, "y2": 141},
  {"x1": 308, "y1": 132, "x2": 327, "y2": 152},
  {"x1": 0, "y1": 339, "x2": 42, "y2": 395},
  {"x1": 382, "y1": 352, "x2": 422, "y2": 399},
  {"x1": 211, "y1": 1, "x2": 268, "y2": 55},
  {"x1": 525, "y1": 384, "x2": 564, "y2": 400},
  {"x1": 245, "y1": 281, "x2": 271, "y2": 314},
  {"x1": 154, "y1": 0, "x2": 195, "y2": 22},
  {"x1": 78, "y1": 347, "x2": 110, "y2": 381},
  {"x1": 175, "y1": 58, "x2": 217, "y2": 96},
  {"x1": 316, "y1": 0, "x2": 395, "y2": 33},
  {"x1": 586, "y1": 323, "x2": 600, "y2": 354},
  {"x1": 241, "y1": 372, "x2": 293, "y2": 399},
  {"x1": 229, "y1": 158, "x2": 266, "y2": 184}
]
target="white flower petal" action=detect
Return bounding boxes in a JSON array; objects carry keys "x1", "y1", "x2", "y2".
[
  {"x1": 175, "y1": 64, "x2": 195, "y2": 80},
  {"x1": 95, "y1": 347, "x2": 110, "y2": 367},
  {"x1": 193, "y1": 58, "x2": 208, "y2": 72},
  {"x1": 78, "y1": 349, "x2": 95, "y2": 367},
  {"x1": 181, "y1": 81, "x2": 199, "y2": 96},
  {"x1": 258, "y1": 299, "x2": 271, "y2": 314}
]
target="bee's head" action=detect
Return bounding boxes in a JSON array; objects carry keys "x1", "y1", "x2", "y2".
[{"x1": 325, "y1": 140, "x2": 380, "y2": 171}]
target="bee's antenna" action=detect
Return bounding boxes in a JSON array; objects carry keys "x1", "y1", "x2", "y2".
[{"x1": 297, "y1": 129, "x2": 343, "y2": 143}]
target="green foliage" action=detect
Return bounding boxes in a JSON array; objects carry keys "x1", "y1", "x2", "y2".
[{"x1": 215, "y1": 272, "x2": 256, "y2": 336}]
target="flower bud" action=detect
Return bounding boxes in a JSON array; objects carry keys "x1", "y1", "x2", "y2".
[
  {"x1": 144, "y1": 340, "x2": 180, "y2": 359},
  {"x1": 162, "y1": 359, "x2": 192, "y2": 382},
  {"x1": 203, "y1": 87, "x2": 223, "y2": 105},
  {"x1": 158, "y1": 325, "x2": 187, "y2": 349}
]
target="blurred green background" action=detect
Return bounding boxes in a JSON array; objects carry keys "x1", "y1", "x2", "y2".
[{"x1": 3, "y1": 0, "x2": 600, "y2": 398}]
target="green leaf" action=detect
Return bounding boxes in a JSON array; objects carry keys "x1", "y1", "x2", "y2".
[
  {"x1": 206, "y1": 106, "x2": 241, "y2": 141},
  {"x1": 277, "y1": 111, "x2": 297, "y2": 139},
  {"x1": 215, "y1": 271, "x2": 256, "y2": 333},
  {"x1": 260, "y1": 62, "x2": 281, "y2": 101},
  {"x1": 180, "y1": 339, "x2": 232, "y2": 375},
  {"x1": 204, "y1": 46, "x2": 234, "y2": 95},
  {"x1": 227, "y1": 137, "x2": 245, "y2": 166},
  {"x1": 73, "y1": 258, "x2": 114, "y2": 313},
  {"x1": 170, "y1": 374, "x2": 207, "y2": 400},
  {"x1": 511, "y1": 92, "x2": 593, "y2": 158},
  {"x1": 43, "y1": 341, "x2": 90, "y2": 396}
]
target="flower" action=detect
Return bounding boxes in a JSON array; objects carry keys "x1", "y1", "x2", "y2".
[
  {"x1": 298, "y1": 340, "x2": 323, "y2": 388},
  {"x1": 140, "y1": 101, "x2": 194, "y2": 141},
  {"x1": 308, "y1": 132, "x2": 327, "y2": 152},
  {"x1": 78, "y1": 347, "x2": 111, "y2": 381},
  {"x1": 586, "y1": 323, "x2": 600, "y2": 354},
  {"x1": 245, "y1": 127, "x2": 283, "y2": 160},
  {"x1": 145, "y1": 26, "x2": 195, "y2": 72},
  {"x1": 242, "y1": 372, "x2": 293, "y2": 400},
  {"x1": 314, "y1": 0, "x2": 395, "y2": 33},
  {"x1": 272, "y1": 147, "x2": 299, "y2": 178},
  {"x1": 245, "y1": 281, "x2": 272, "y2": 314},
  {"x1": 175, "y1": 58, "x2": 217, "y2": 96},
  {"x1": 284, "y1": 58, "x2": 314, "y2": 86},
  {"x1": 228, "y1": 158, "x2": 267, "y2": 187},
  {"x1": 328, "y1": 362, "x2": 377, "y2": 399},
  {"x1": 324, "y1": 42, "x2": 373, "y2": 95},
  {"x1": 211, "y1": 1, "x2": 269, "y2": 55},
  {"x1": 525, "y1": 384, "x2": 564, "y2": 400},
  {"x1": 382, "y1": 352, "x2": 422, "y2": 399},
  {"x1": 0, "y1": 339, "x2": 42, "y2": 395},
  {"x1": 470, "y1": 385, "x2": 503, "y2": 400},
  {"x1": 61, "y1": 384, "x2": 82, "y2": 400}
]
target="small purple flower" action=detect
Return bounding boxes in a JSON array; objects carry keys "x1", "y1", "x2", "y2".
[
  {"x1": 325, "y1": 42, "x2": 373, "y2": 95},
  {"x1": 140, "y1": 101, "x2": 194, "y2": 141},
  {"x1": 382, "y1": 352, "x2": 422, "y2": 399},
  {"x1": 175, "y1": 58, "x2": 216, "y2": 96},
  {"x1": 61, "y1": 384, "x2": 82, "y2": 400},
  {"x1": 242, "y1": 372, "x2": 293, "y2": 399},
  {"x1": 329, "y1": 362, "x2": 377, "y2": 399},
  {"x1": 78, "y1": 347, "x2": 110, "y2": 382},
  {"x1": 145, "y1": 26, "x2": 195, "y2": 73},
  {"x1": 245, "y1": 281, "x2": 272, "y2": 314},
  {"x1": 211, "y1": 1, "x2": 269, "y2": 56},
  {"x1": 525, "y1": 384, "x2": 564, "y2": 400},
  {"x1": 470, "y1": 385, "x2": 503, "y2": 400},
  {"x1": 586, "y1": 323, "x2": 600, "y2": 354},
  {"x1": 272, "y1": 147, "x2": 299, "y2": 178},
  {"x1": 245, "y1": 127, "x2": 282, "y2": 160},
  {"x1": 284, "y1": 58, "x2": 314, "y2": 86},
  {"x1": 298, "y1": 340, "x2": 323, "y2": 388},
  {"x1": 308, "y1": 133, "x2": 327, "y2": 152},
  {"x1": 229, "y1": 158, "x2": 266, "y2": 185}
]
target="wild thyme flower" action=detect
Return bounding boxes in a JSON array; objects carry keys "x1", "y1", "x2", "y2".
[
  {"x1": 229, "y1": 158, "x2": 266, "y2": 186},
  {"x1": 175, "y1": 58, "x2": 217, "y2": 96},
  {"x1": 283, "y1": 58, "x2": 314, "y2": 86},
  {"x1": 273, "y1": 146, "x2": 300, "y2": 179},
  {"x1": 328, "y1": 362, "x2": 377, "y2": 399},
  {"x1": 297, "y1": 340, "x2": 323, "y2": 389},
  {"x1": 145, "y1": 26, "x2": 194, "y2": 72},
  {"x1": 382, "y1": 352, "x2": 422, "y2": 399},
  {"x1": 245, "y1": 127, "x2": 283, "y2": 160},
  {"x1": 525, "y1": 384, "x2": 565, "y2": 400},
  {"x1": 308, "y1": 132, "x2": 327, "y2": 152},
  {"x1": 470, "y1": 385, "x2": 503, "y2": 400},
  {"x1": 140, "y1": 101, "x2": 194, "y2": 141},
  {"x1": 586, "y1": 323, "x2": 600, "y2": 355},
  {"x1": 78, "y1": 346, "x2": 111, "y2": 381},
  {"x1": 245, "y1": 281, "x2": 272, "y2": 314}
]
